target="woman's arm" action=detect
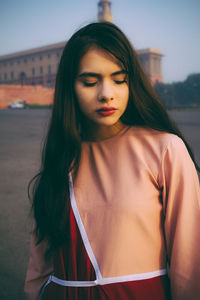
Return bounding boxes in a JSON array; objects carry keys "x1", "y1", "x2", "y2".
[
  {"x1": 159, "y1": 135, "x2": 200, "y2": 300},
  {"x1": 24, "y1": 228, "x2": 53, "y2": 300}
]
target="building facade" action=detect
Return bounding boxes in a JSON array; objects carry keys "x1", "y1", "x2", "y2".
[
  {"x1": 0, "y1": 42, "x2": 64, "y2": 87},
  {"x1": 0, "y1": 0, "x2": 162, "y2": 87}
]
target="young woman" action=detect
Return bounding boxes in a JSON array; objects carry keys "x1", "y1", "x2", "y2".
[{"x1": 24, "y1": 22, "x2": 200, "y2": 300}]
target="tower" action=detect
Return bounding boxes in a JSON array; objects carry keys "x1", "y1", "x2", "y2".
[
  {"x1": 98, "y1": 0, "x2": 113, "y2": 23},
  {"x1": 137, "y1": 48, "x2": 163, "y2": 85}
]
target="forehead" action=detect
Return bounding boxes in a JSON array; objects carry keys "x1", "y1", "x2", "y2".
[{"x1": 78, "y1": 47, "x2": 123, "y2": 73}]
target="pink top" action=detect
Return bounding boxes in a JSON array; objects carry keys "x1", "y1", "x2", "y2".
[{"x1": 24, "y1": 126, "x2": 200, "y2": 300}]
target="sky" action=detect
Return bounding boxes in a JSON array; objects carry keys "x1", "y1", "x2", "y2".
[{"x1": 0, "y1": 0, "x2": 200, "y2": 83}]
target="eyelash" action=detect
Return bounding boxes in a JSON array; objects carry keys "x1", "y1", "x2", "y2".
[
  {"x1": 83, "y1": 80, "x2": 127, "y2": 87},
  {"x1": 115, "y1": 80, "x2": 127, "y2": 84}
]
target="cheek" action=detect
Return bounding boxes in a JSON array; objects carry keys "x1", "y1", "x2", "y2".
[
  {"x1": 75, "y1": 83, "x2": 95, "y2": 104},
  {"x1": 124, "y1": 88, "x2": 129, "y2": 102},
  {"x1": 117, "y1": 87, "x2": 129, "y2": 106},
  {"x1": 75, "y1": 87, "x2": 94, "y2": 116},
  {"x1": 76, "y1": 92, "x2": 92, "y2": 111}
]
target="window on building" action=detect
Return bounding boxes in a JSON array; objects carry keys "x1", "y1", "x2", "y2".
[
  {"x1": 24, "y1": 58, "x2": 27, "y2": 64},
  {"x1": 32, "y1": 82, "x2": 36, "y2": 86},
  {"x1": 17, "y1": 60, "x2": 20, "y2": 65},
  {"x1": 32, "y1": 68, "x2": 35, "y2": 76},
  {"x1": 56, "y1": 52, "x2": 60, "y2": 57},
  {"x1": 48, "y1": 65, "x2": 51, "y2": 75},
  {"x1": 0, "y1": 73, "x2": 1, "y2": 81},
  {"x1": 99, "y1": 6, "x2": 103, "y2": 13},
  {"x1": 39, "y1": 80, "x2": 43, "y2": 85},
  {"x1": 48, "y1": 53, "x2": 51, "y2": 59},
  {"x1": 47, "y1": 80, "x2": 52, "y2": 87},
  {"x1": 10, "y1": 61, "x2": 13, "y2": 66},
  {"x1": 20, "y1": 72, "x2": 26, "y2": 85},
  {"x1": 4, "y1": 62, "x2": 7, "y2": 67},
  {"x1": 32, "y1": 57, "x2": 35, "y2": 62},
  {"x1": 4, "y1": 73, "x2": 7, "y2": 80},
  {"x1": 40, "y1": 56, "x2": 43, "y2": 60},
  {"x1": 10, "y1": 71, "x2": 14, "y2": 80},
  {"x1": 40, "y1": 66, "x2": 43, "y2": 74}
]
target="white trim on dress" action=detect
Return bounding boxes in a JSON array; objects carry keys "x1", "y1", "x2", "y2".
[
  {"x1": 39, "y1": 276, "x2": 53, "y2": 300},
  {"x1": 46, "y1": 269, "x2": 167, "y2": 288},
  {"x1": 69, "y1": 173, "x2": 102, "y2": 280}
]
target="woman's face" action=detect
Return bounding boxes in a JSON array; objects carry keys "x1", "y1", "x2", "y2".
[{"x1": 75, "y1": 47, "x2": 129, "y2": 136}]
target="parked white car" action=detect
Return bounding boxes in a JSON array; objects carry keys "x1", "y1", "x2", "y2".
[{"x1": 8, "y1": 100, "x2": 26, "y2": 109}]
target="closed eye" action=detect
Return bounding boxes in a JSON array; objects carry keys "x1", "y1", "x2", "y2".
[
  {"x1": 114, "y1": 80, "x2": 127, "y2": 84},
  {"x1": 83, "y1": 81, "x2": 97, "y2": 87},
  {"x1": 83, "y1": 80, "x2": 126, "y2": 86}
]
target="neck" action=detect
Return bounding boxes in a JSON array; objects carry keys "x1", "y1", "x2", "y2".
[{"x1": 82, "y1": 120, "x2": 126, "y2": 142}]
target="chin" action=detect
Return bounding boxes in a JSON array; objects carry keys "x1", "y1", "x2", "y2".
[{"x1": 96, "y1": 118, "x2": 120, "y2": 127}]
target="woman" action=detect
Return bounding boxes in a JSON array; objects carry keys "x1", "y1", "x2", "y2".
[{"x1": 24, "y1": 22, "x2": 200, "y2": 300}]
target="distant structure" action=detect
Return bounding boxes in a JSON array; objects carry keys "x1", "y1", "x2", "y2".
[
  {"x1": 137, "y1": 48, "x2": 163, "y2": 85},
  {"x1": 0, "y1": 42, "x2": 64, "y2": 87},
  {"x1": 98, "y1": 0, "x2": 113, "y2": 22},
  {"x1": 0, "y1": 1, "x2": 163, "y2": 87}
]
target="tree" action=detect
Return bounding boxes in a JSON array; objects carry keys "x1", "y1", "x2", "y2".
[{"x1": 154, "y1": 73, "x2": 200, "y2": 109}]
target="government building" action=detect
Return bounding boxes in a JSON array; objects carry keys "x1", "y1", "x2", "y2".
[{"x1": 0, "y1": 0, "x2": 163, "y2": 88}]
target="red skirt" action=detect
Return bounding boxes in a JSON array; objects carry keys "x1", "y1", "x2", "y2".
[{"x1": 41, "y1": 207, "x2": 171, "y2": 300}]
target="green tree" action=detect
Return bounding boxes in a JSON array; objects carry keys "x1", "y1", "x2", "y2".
[{"x1": 155, "y1": 73, "x2": 200, "y2": 109}]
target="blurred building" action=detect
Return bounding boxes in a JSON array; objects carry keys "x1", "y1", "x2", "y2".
[
  {"x1": 0, "y1": 42, "x2": 64, "y2": 87},
  {"x1": 137, "y1": 48, "x2": 163, "y2": 85},
  {"x1": 0, "y1": 0, "x2": 162, "y2": 87},
  {"x1": 98, "y1": 0, "x2": 113, "y2": 23}
]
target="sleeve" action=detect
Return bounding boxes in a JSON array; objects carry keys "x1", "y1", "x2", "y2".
[
  {"x1": 24, "y1": 227, "x2": 53, "y2": 300},
  {"x1": 159, "y1": 135, "x2": 200, "y2": 300}
]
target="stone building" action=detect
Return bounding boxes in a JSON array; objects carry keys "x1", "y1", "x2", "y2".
[
  {"x1": 0, "y1": 42, "x2": 64, "y2": 87},
  {"x1": 137, "y1": 48, "x2": 163, "y2": 84},
  {"x1": 0, "y1": 0, "x2": 162, "y2": 87}
]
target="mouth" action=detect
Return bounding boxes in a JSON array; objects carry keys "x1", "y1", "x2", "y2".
[
  {"x1": 96, "y1": 107, "x2": 117, "y2": 112},
  {"x1": 96, "y1": 107, "x2": 117, "y2": 116}
]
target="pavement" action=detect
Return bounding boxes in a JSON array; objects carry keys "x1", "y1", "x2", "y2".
[
  {"x1": 0, "y1": 109, "x2": 199, "y2": 300},
  {"x1": 0, "y1": 109, "x2": 51, "y2": 300}
]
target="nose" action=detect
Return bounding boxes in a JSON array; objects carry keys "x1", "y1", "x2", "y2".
[{"x1": 97, "y1": 80, "x2": 114, "y2": 102}]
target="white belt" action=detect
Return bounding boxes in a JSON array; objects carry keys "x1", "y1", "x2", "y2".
[
  {"x1": 39, "y1": 269, "x2": 168, "y2": 299},
  {"x1": 45, "y1": 268, "x2": 167, "y2": 288},
  {"x1": 51, "y1": 275, "x2": 99, "y2": 287}
]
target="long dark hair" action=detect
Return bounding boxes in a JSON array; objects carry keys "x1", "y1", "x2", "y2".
[{"x1": 29, "y1": 22, "x2": 199, "y2": 256}]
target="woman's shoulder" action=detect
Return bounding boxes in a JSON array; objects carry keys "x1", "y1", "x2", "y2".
[
  {"x1": 125, "y1": 126, "x2": 190, "y2": 174},
  {"x1": 123, "y1": 126, "x2": 188, "y2": 163},
  {"x1": 125, "y1": 125, "x2": 182, "y2": 147}
]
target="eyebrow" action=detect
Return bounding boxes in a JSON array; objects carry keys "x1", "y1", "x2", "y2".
[{"x1": 78, "y1": 70, "x2": 127, "y2": 78}]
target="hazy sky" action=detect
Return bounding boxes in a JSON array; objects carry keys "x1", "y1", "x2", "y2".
[{"x1": 0, "y1": 0, "x2": 200, "y2": 83}]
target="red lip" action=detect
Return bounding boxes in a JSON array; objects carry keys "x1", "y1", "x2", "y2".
[
  {"x1": 96, "y1": 107, "x2": 117, "y2": 112},
  {"x1": 96, "y1": 107, "x2": 117, "y2": 116}
]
